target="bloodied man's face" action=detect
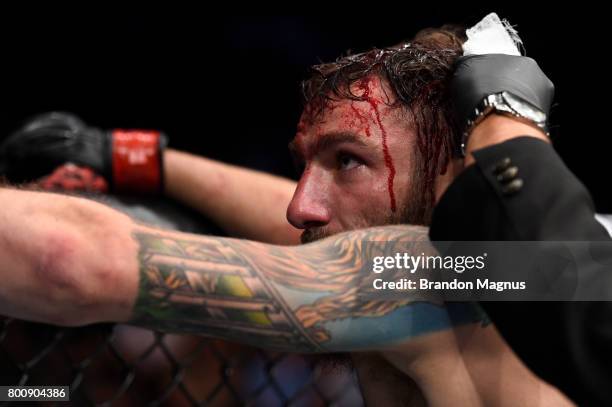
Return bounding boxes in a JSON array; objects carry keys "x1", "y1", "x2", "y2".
[{"x1": 287, "y1": 75, "x2": 451, "y2": 243}]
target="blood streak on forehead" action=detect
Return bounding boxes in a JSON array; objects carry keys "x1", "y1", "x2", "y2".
[
  {"x1": 295, "y1": 76, "x2": 398, "y2": 212},
  {"x1": 345, "y1": 77, "x2": 398, "y2": 212}
]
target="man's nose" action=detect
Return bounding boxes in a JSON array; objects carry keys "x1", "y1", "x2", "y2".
[{"x1": 286, "y1": 168, "x2": 331, "y2": 229}]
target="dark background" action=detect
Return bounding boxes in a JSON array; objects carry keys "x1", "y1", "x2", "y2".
[
  {"x1": 0, "y1": 9, "x2": 609, "y2": 209},
  {"x1": 0, "y1": 9, "x2": 608, "y2": 404}
]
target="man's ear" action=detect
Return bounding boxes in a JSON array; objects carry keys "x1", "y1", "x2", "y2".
[{"x1": 434, "y1": 157, "x2": 463, "y2": 203}]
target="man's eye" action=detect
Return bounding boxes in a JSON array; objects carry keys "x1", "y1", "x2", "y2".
[{"x1": 338, "y1": 153, "x2": 362, "y2": 170}]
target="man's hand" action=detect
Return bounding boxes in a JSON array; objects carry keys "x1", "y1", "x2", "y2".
[
  {"x1": 450, "y1": 54, "x2": 555, "y2": 164},
  {"x1": 0, "y1": 112, "x2": 166, "y2": 194}
]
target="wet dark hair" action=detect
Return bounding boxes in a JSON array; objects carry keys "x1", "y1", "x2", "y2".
[{"x1": 301, "y1": 25, "x2": 466, "y2": 221}]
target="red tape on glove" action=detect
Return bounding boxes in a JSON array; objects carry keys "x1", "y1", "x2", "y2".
[{"x1": 111, "y1": 130, "x2": 162, "y2": 194}]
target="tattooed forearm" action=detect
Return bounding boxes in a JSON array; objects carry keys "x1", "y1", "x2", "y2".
[{"x1": 129, "y1": 226, "x2": 485, "y2": 352}]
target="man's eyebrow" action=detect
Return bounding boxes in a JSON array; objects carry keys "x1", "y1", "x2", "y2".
[{"x1": 288, "y1": 131, "x2": 370, "y2": 160}]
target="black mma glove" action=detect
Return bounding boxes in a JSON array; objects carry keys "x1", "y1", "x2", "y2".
[
  {"x1": 0, "y1": 112, "x2": 167, "y2": 194},
  {"x1": 451, "y1": 54, "x2": 555, "y2": 153}
]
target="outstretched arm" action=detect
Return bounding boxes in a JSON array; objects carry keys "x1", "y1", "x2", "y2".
[
  {"x1": 0, "y1": 186, "x2": 477, "y2": 353},
  {"x1": 0, "y1": 113, "x2": 301, "y2": 245},
  {"x1": 164, "y1": 149, "x2": 301, "y2": 244}
]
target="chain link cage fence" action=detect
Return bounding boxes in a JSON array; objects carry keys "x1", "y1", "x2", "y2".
[{"x1": 0, "y1": 318, "x2": 364, "y2": 406}]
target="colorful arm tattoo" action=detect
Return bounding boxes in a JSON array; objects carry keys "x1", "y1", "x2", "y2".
[{"x1": 130, "y1": 225, "x2": 486, "y2": 352}]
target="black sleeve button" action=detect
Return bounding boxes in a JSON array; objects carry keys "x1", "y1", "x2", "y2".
[
  {"x1": 497, "y1": 166, "x2": 519, "y2": 182},
  {"x1": 501, "y1": 178, "x2": 523, "y2": 195},
  {"x1": 492, "y1": 157, "x2": 512, "y2": 175}
]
